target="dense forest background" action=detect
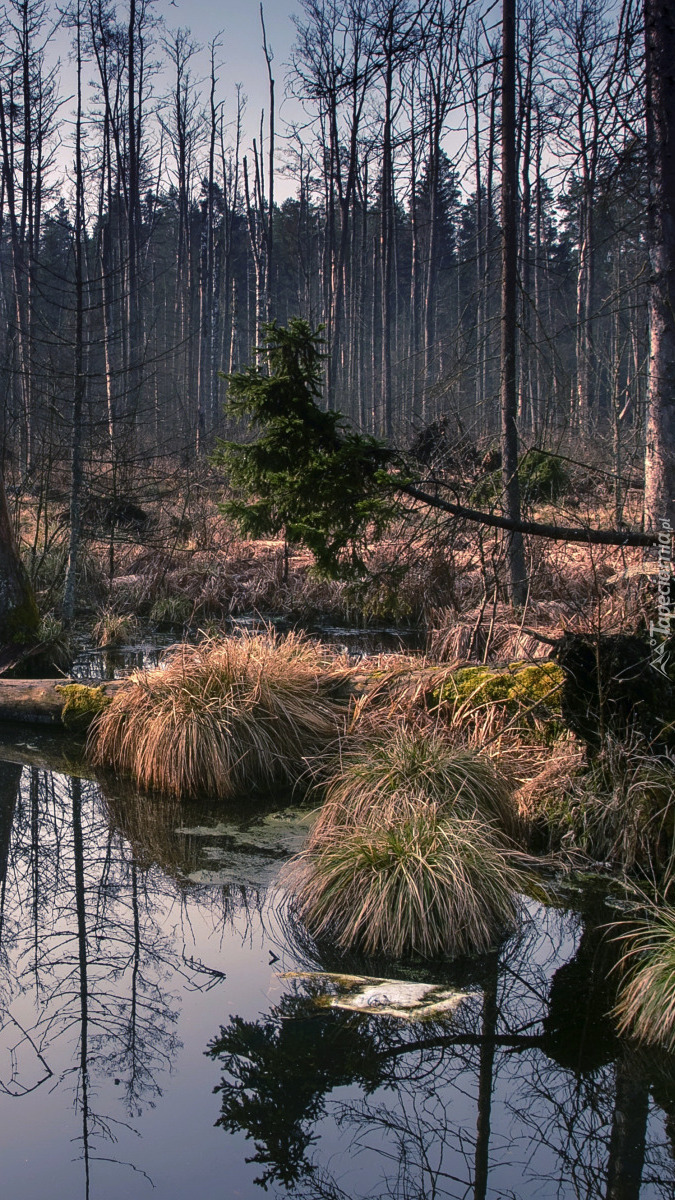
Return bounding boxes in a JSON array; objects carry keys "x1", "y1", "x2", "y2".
[{"x1": 0, "y1": 0, "x2": 652, "y2": 529}]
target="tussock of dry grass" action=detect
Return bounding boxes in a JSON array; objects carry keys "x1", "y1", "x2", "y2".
[
  {"x1": 283, "y1": 724, "x2": 523, "y2": 960},
  {"x1": 92, "y1": 609, "x2": 138, "y2": 647},
  {"x1": 614, "y1": 906, "x2": 675, "y2": 1051},
  {"x1": 309, "y1": 724, "x2": 519, "y2": 844},
  {"x1": 515, "y1": 742, "x2": 585, "y2": 823},
  {"x1": 284, "y1": 805, "x2": 524, "y2": 959},
  {"x1": 520, "y1": 738, "x2": 675, "y2": 876},
  {"x1": 89, "y1": 630, "x2": 352, "y2": 800}
]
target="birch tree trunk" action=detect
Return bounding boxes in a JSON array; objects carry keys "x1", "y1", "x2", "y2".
[{"x1": 62, "y1": 0, "x2": 86, "y2": 622}]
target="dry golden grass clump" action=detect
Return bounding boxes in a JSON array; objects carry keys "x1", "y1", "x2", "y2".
[
  {"x1": 310, "y1": 724, "x2": 519, "y2": 843},
  {"x1": 520, "y1": 738, "x2": 675, "y2": 875},
  {"x1": 88, "y1": 630, "x2": 352, "y2": 800},
  {"x1": 515, "y1": 742, "x2": 585, "y2": 826},
  {"x1": 92, "y1": 608, "x2": 139, "y2": 647},
  {"x1": 614, "y1": 906, "x2": 675, "y2": 1052},
  {"x1": 285, "y1": 806, "x2": 524, "y2": 959},
  {"x1": 284, "y1": 724, "x2": 525, "y2": 960}
]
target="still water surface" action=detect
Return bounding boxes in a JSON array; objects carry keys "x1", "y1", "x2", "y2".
[
  {"x1": 70, "y1": 620, "x2": 425, "y2": 681},
  {"x1": 0, "y1": 755, "x2": 674, "y2": 1199}
]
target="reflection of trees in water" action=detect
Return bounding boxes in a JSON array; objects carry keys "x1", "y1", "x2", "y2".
[
  {"x1": 3, "y1": 756, "x2": 675, "y2": 1200},
  {"x1": 209, "y1": 903, "x2": 675, "y2": 1200},
  {"x1": 1, "y1": 770, "x2": 181, "y2": 1107},
  {"x1": 100, "y1": 779, "x2": 269, "y2": 930},
  {"x1": 0, "y1": 762, "x2": 261, "y2": 1194},
  {"x1": 207, "y1": 981, "x2": 389, "y2": 1188}
]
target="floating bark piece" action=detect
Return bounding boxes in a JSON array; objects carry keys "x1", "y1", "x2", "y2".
[{"x1": 280, "y1": 971, "x2": 469, "y2": 1021}]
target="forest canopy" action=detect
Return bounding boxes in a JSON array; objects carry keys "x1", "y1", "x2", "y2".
[{"x1": 0, "y1": 0, "x2": 654, "y2": 465}]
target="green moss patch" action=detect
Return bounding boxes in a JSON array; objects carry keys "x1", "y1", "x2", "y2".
[
  {"x1": 431, "y1": 662, "x2": 565, "y2": 741},
  {"x1": 57, "y1": 684, "x2": 112, "y2": 732}
]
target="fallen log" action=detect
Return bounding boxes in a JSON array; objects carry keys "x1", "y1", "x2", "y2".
[{"x1": 0, "y1": 678, "x2": 128, "y2": 727}]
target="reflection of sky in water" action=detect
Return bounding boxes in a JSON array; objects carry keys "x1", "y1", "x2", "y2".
[{"x1": 0, "y1": 759, "x2": 673, "y2": 1199}]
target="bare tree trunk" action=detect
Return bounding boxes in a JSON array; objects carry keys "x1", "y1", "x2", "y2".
[
  {"x1": 63, "y1": 1, "x2": 87, "y2": 621},
  {"x1": 72, "y1": 775, "x2": 92, "y2": 1196},
  {"x1": 532, "y1": 105, "x2": 544, "y2": 437},
  {"x1": 0, "y1": 74, "x2": 32, "y2": 474},
  {"x1": 576, "y1": 187, "x2": 595, "y2": 432},
  {"x1": 644, "y1": 0, "x2": 675, "y2": 529},
  {"x1": 126, "y1": 0, "x2": 141, "y2": 436},
  {"x1": 380, "y1": 42, "x2": 394, "y2": 437},
  {"x1": 500, "y1": 0, "x2": 528, "y2": 606},
  {"x1": 375, "y1": 2, "x2": 407, "y2": 437},
  {"x1": 197, "y1": 40, "x2": 219, "y2": 452},
  {"x1": 483, "y1": 58, "x2": 498, "y2": 431},
  {"x1": 471, "y1": 39, "x2": 483, "y2": 417},
  {"x1": 474, "y1": 956, "x2": 499, "y2": 1200},
  {"x1": 422, "y1": 127, "x2": 438, "y2": 410},
  {"x1": 243, "y1": 153, "x2": 266, "y2": 354},
  {"x1": 518, "y1": 7, "x2": 535, "y2": 431},
  {"x1": 408, "y1": 73, "x2": 421, "y2": 412},
  {"x1": 261, "y1": 5, "x2": 275, "y2": 319},
  {"x1": 219, "y1": 88, "x2": 242, "y2": 402}
]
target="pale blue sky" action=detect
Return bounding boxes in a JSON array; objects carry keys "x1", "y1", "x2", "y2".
[
  {"x1": 49, "y1": 0, "x2": 304, "y2": 200},
  {"x1": 153, "y1": 0, "x2": 301, "y2": 132},
  {"x1": 153, "y1": 0, "x2": 304, "y2": 197}
]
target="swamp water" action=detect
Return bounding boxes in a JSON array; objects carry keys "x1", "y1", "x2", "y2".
[
  {"x1": 70, "y1": 620, "x2": 425, "y2": 681},
  {"x1": 0, "y1": 757, "x2": 674, "y2": 1198}
]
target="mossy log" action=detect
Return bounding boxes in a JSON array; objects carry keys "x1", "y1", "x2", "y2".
[
  {"x1": 0, "y1": 679, "x2": 128, "y2": 727},
  {"x1": 0, "y1": 659, "x2": 566, "y2": 738}
]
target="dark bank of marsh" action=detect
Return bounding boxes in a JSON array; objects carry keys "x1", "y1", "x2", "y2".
[{"x1": 1, "y1": 747, "x2": 675, "y2": 1200}]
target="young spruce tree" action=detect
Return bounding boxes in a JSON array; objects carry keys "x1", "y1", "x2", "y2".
[{"x1": 214, "y1": 320, "x2": 400, "y2": 579}]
